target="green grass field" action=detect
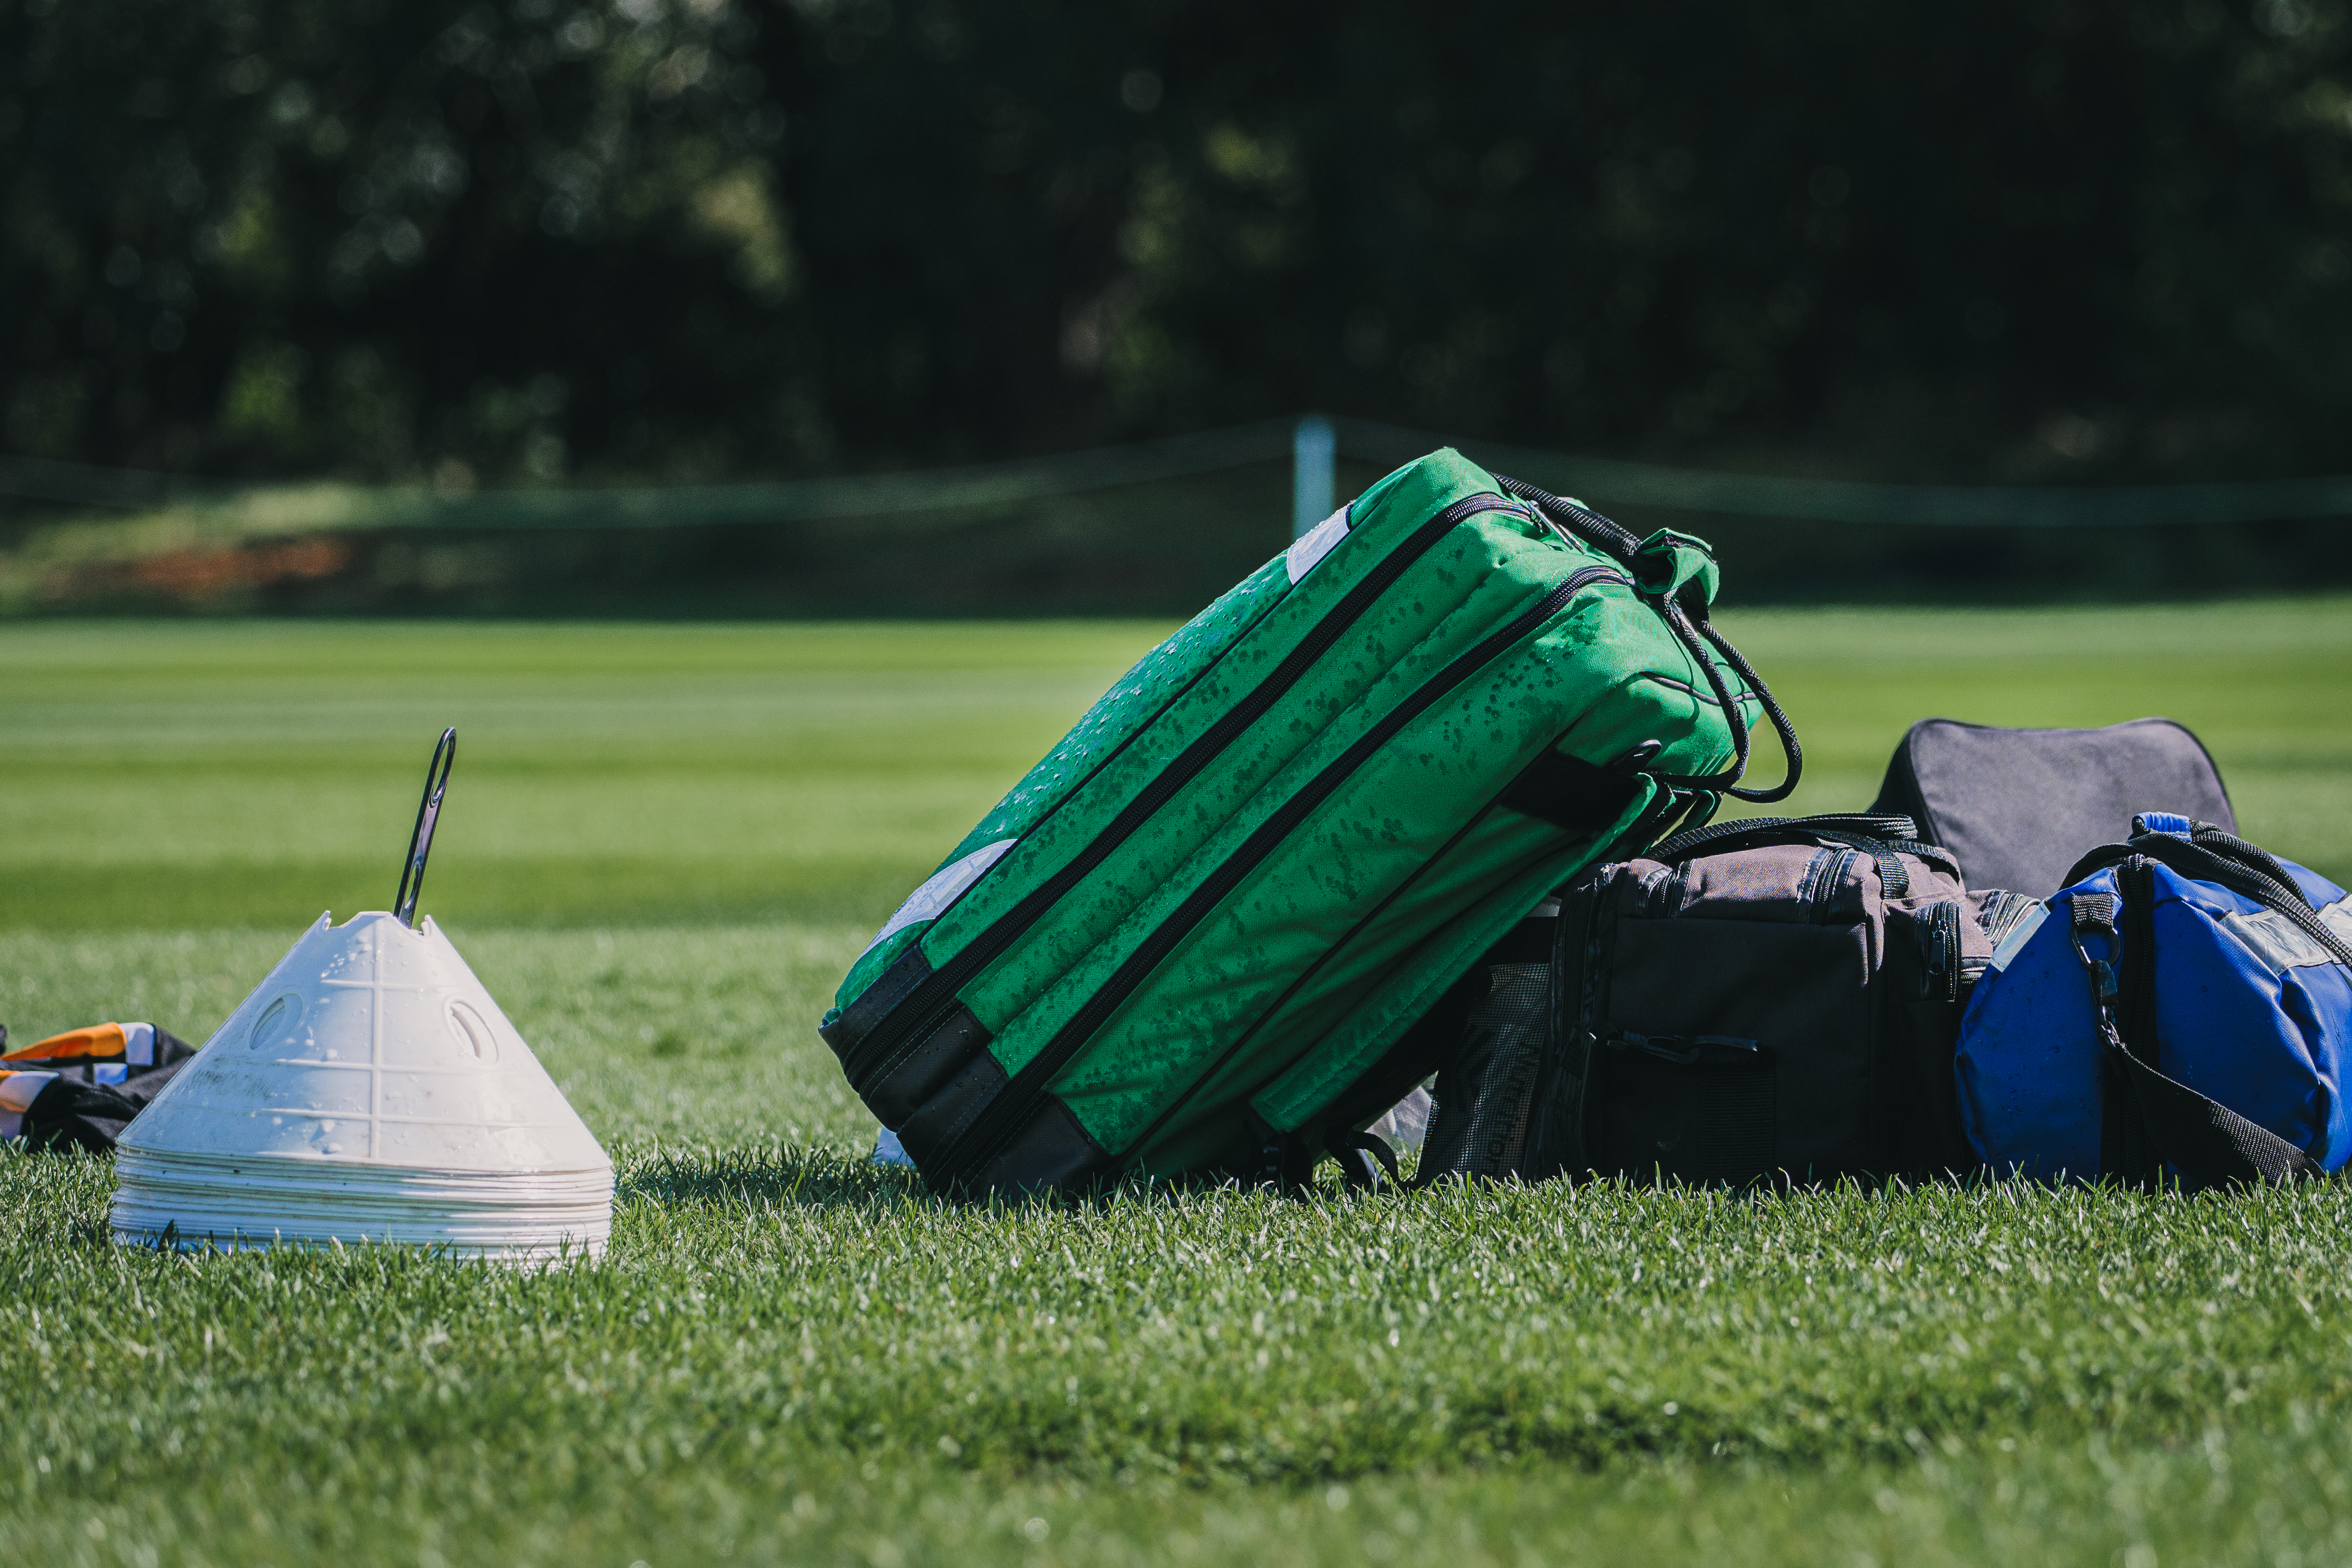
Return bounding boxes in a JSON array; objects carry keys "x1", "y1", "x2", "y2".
[{"x1": 5, "y1": 602, "x2": 2352, "y2": 1566}]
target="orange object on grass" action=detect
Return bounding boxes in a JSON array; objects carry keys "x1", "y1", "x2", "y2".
[{"x1": 4, "y1": 1023, "x2": 129, "y2": 1062}]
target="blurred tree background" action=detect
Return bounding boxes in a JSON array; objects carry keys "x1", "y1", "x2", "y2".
[{"x1": 6, "y1": 0, "x2": 2352, "y2": 611}]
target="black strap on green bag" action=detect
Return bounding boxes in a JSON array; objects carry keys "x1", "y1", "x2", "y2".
[{"x1": 1250, "y1": 1121, "x2": 1401, "y2": 1193}]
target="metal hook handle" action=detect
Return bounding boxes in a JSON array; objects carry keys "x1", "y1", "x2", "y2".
[{"x1": 394, "y1": 728, "x2": 456, "y2": 928}]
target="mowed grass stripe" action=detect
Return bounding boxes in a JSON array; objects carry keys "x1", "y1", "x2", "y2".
[{"x1": 3, "y1": 602, "x2": 2348, "y2": 932}]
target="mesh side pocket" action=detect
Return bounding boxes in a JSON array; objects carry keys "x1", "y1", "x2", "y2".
[{"x1": 1422, "y1": 963, "x2": 1551, "y2": 1180}]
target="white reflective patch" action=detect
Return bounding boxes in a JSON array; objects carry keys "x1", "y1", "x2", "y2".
[
  {"x1": 861, "y1": 838, "x2": 1018, "y2": 958},
  {"x1": 1285, "y1": 505, "x2": 1351, "y2": 585},
  {"x1": 123, "y1": 1021, "x2": 155, "y2": 1066},
  {"x1": 2223, "y1": 897, "x2": 2352, "y2": 974},
  {"x1": 0, "y1": 1071, "x2": 56, "y2": 1113},
  {"x1": 1989, "y1": 902, "x2": 2049, "y2": 973},
  {"x1": 873, "y1": 1127, "x2": 917, "y2": 1167}
]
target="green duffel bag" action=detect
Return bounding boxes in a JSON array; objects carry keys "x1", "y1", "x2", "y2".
[{"x1": 820, "y1": 448, "x2": 1799, "y2": 1195}]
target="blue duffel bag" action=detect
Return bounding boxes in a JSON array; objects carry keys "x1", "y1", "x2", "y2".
[{"x1": 1956, "y1": 813, "x2": 2352, "y2": 1188}]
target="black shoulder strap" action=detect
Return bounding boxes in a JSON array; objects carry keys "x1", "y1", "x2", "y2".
[
  {"x1": 1644, "y1": 814, "x2": 1958, "y2": 902},
  {"x1": 1326, "y1": 1128, "x2": 1401, "y2": 1190},
  {"x1": 1650, "y1": 811, "x2": 1919, "y2": 863},
  {"x1": 2066, "y1": 888, "x2": 2325, "y2": 1190}
]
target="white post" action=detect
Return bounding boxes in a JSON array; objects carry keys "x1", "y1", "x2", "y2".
[{"x1": 1292, "y1": 415, "x2": 1335, "y2": 539}]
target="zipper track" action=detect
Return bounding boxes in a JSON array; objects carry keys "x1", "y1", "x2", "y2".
[
  {"x1": 840, "y1": 491, "x2": 1527, "y2": 1090},
  {"x1": 936, "y1": 563, "x2": 1631, "y2": 1187},
  {"x1": 1115, "y1": 792, "x2": 1508, "y2": 1168}
]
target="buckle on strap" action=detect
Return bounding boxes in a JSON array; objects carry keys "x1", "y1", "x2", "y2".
[{"x1": 2068, "y1": 890, "x2": 2122, "y2": 1001}]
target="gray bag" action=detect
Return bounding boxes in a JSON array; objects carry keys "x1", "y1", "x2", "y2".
[
  {"x1": 1419, "y1": 814, "x2": 2038, "y2": 1187},
  {"x1": 1868, "y1": 716, "x2": 2234, "y2": 898}
]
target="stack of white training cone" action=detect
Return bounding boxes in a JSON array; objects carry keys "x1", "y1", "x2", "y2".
[{"x1": 112, "y1": 910, "x2": 613, "y2": 1260}]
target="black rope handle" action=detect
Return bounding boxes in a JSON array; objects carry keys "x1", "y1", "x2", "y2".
[
  {"x1": 393, "y1": 728, "x2": 457, "y2": 929},
  {"x1": 1494, "y1": 474, "x2": 1645, "y2": 561},
  {"x1": 1621, "y1": 575, "x2": 1804, "y2": 804},
  {"x1": 1689, "y1": 614, "x2": 1803, "y2": 803},
  {"x1": 1652, "y1": 811, "x2": 1919, "y2": 862}
]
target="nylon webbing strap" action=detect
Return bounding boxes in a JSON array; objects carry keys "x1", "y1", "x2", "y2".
[
  {"x1": 2071, "y1": 891, "x2": 2121, "y2": 951},
  {"x1": 2094, "y1": 1011, "x2": 2321, "y2": 1188},
  {"x1": 2189, "y1": 825, "x2": 2311, "y2": 909},
  {"x1": 2065, "y1": 889, "x2": 2324, "y2": 1191},
  {"x1": 1327, "y1": 1128, "x2": 1401, "y2": 1189},
  {"x1": 1816, "y1": 831, "x2": 1912, "y2": 900}
]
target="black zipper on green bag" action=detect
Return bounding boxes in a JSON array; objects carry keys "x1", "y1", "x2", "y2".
[
  {"x1": 935, "y1": 562, "x2": 1632, "y2": 1188},
  {"x1": 838, "y1": 491, "x2": 1529, "y2": 1092}
]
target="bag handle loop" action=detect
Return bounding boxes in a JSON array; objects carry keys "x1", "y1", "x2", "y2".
[
  {"x1": 2064, "y1": 820, "x2": 2352, "y2": 971},
  {"x1": 1494, "y1": 475, "x2": 1801, "y2": 804}
]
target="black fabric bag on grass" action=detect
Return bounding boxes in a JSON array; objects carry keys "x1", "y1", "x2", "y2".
[
  {"x1": 1413, "y1": 814, "x2": 2039, "y2": 1188},
  {"x1": 1, "y1": 1022, "x2": 198, "y2": 1154}
]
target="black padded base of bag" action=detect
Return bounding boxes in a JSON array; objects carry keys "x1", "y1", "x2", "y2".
[{"x1": 1870, "y1": 716, "x2": 2234, "y2": 898}]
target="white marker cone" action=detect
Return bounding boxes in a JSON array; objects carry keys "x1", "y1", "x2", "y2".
[{"x1": 112, "y1": 912, "x2": 614, "y2": 1261}]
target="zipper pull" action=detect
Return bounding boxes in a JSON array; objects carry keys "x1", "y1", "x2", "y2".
[{"x1": 1917, "y1": 901, "x2": 1961, "y2": 1001}]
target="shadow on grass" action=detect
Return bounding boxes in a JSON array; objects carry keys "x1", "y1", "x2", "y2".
[
  {"x1": 615, "y1": 1142, "x2": 932, "y2": 1212},
  {"x1": 612, "y1": 1140, "x2": 1406, "y2": 1217}
]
